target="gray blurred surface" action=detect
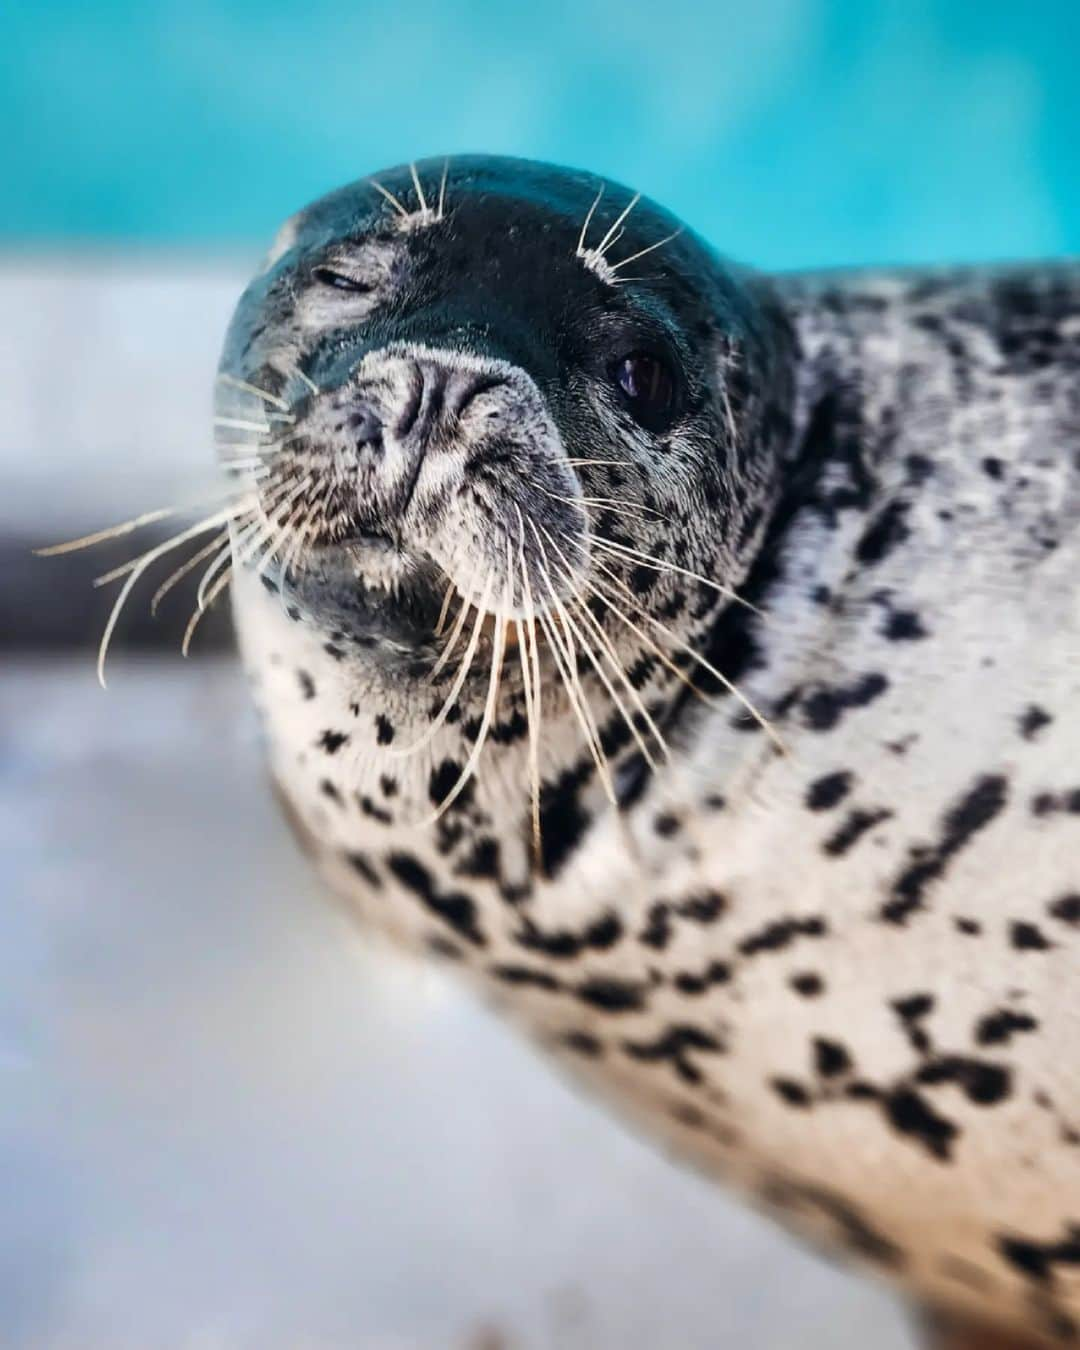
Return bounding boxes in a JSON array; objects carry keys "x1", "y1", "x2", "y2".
[{"x1": 1, "y1": 655, "x2": 913, "y2": 1348}]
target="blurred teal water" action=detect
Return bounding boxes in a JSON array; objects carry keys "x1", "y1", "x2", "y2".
[{"x1": 4, "y1": 0, "x2": 1079, "y2": 266}]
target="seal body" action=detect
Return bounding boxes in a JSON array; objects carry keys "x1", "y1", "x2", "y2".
[{"x1": 218, "y1": 157, "x2": 1080, "y2": 1344}]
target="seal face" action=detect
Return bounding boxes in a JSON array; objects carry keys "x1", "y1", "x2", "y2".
[{"x1": 218, "y1": 156, "x2": 1080, "y2": 1343}]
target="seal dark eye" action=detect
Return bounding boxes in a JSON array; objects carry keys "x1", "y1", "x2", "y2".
[
  {"x1": 610, "y1": 351, "x2": 678, "y2": 432},
  {"x1": 313, "y1": 266, "x2": 372, "y2": 293}
]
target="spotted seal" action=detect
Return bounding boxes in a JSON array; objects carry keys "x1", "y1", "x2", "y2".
[{"x1": 211, "y1": 156, "x2": 1080, "y2": 1347}]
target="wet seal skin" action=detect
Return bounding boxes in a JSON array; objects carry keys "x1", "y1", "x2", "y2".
[{"x1": 217, "y1": 156, "x2": 1080, "y2": 1347}]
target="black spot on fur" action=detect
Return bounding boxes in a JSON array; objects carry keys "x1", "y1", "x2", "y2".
[
  {"x1": 772, "y1": 1078, "x2": 812, "y2": 1108},
  {"x1": 561, "y1": 1030, "x2": 603, "y2": 1057},
  {"x1": 538, "y1": 769, "x2": 592, "y2": 878},
  {"x1": 824, "y1": 807, "x2": 892, "y2": 856},
  {"x1": 374, "y1": 714, "x2": 395, "y2": 745},
  {"x1": 1048, "y1": 894, "x2": 1080, "y2": 927},
  {"x1": 428, "y1": 758, "x2": 474, "y2": 811},
  {"x1": 345, "y1": 851, "x2": 381, "y2": 888},
  {"x1": 915, "y1": 1056, "x2": 1011, "y2": 1106},
  {"x1": 814, "y1": 1037, "x2": 852, "y2": 1078},
  {"x1": 975, "y1": 1008, "x2": 1038, "y2": 1046},
  {"x1": 997, "y1": 1226, "x2": 1080, "y2": 1284},
  {"x1": 491, "y1": 964, "x2": 561, "y2": 991},
  {"x1": 317, "y1": 729, "x2": 349, "y2": 754},
  {"x1": 386, "y1": 852, "x2": 487, "y2": 948},
  {"x1": 738, "y1": 915, "x2": 827, "y2": 957},
  {"x1": 1019, "y1": 705, "x2": 1052, "y2": 741},
  {"x1": 790, "y1": 972, "x2": 825, "y2": 998},
  {"x1": 855, "y1": 499, "x2": 910, "y2": 565},
  {"x1": 577, "y1": 976, "x2": 646, "y2": 1013},
  {"x1": 672, "y1": 960, "x2": 732, "y2": 995},
  {"x1": 802, "y1": 673, "x2": 888, "y2": 732},
  {"x1": 806, "y1": 770, "x2": 853, "y2": 811},
  {"x1": 623, "y1": 1024, "x2": 724, "y2": 1084},
  {"x1": 517, "y1": 911, "x2": 623, "y2": 961},
  {"x1": 297, "y1": 669, "x2": 316, "y2": 700},
  {"x1": 892, "y1": 993, "x2": 935, "y2": 1054},
  {"x1": 881, "y1": 774, "x2": 1008, "y2": 924},
  {"x1": 883, "y1": 1087, "x2": 957, "y2": 1161},
  {"x1": 1011, "y1": 920, "x2": 1053, "y2": 951},
  {"x1": 883, "y1": 609, "x2": 927, "y2": 641}
]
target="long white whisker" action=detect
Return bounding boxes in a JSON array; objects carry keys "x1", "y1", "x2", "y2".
[
  {"x1": 608, "y1": 227, "x2": 682, "y2": 274},
  {"x1": 216, "y1": 373, "x2": 290, "y2": 411},
  {"x1": 590, "y1": 557, "x2": 785, "y2": 750},
  {"x1": 576, "y1": 185, "x2": 604, "y2": 256},
  {"x1": 213, "y1": 416, "x2": 272, "y2": 435},
  {"x1": 35, "y1": 507, "x2": 177, "y2": 557},
  {"x1": 541, "y1": 525, "x2": 669, "y2": 764},
  {"x1": 409, "y1": 161, "x2": 429, "y2": 215},
  {"x1": 593, "y1": 192, "x2": 640, "y2": 259},
  {"x1": 426, "y1": 586, "x2": 508, "y2": 823},
  {"x1": 388, "y1": 573, "x2": 494, "y2": 758},
  {"x1": 93, "y1": 507, "x2": 237, "y2": 688},
  {"x1": 369, "y1": 179, "x2": 409, "y2": 218},
  {"x1": 590, "y1": 534, "x2": 762, "y2": 616},
  {"x1": 150, "y1": 529, "x2": 230, "y2": 615},
  {"x1": 531, "y1": 527, "x2": 657, "y2": 770},
  {"x1": 182, "y1": 566, "x2": 232, "y2": 657}
]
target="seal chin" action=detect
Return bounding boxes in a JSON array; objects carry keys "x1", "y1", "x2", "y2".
[{"x1": 282, "y1": 540, "x2": 449, "y2": 668}]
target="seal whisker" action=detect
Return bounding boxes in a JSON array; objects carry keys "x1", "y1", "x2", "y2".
[
  {"x1": 563, "y1": 458, "x2": 626, "y2": 469},
  {"x1": 216, "y1": 372, "x2": 291, "y2": 412},
  {"x1": 433, "y1": 577, "x2": 457, "y2": 637},
  {"x1": 369, "y1": 178, "x2": 409, "y2": 219},
  {"x1": 35, "y1": 506, "x2": 179, "y2": 557},
  {"x1": 92, "y1": 505, "x2": 241, "y2": 687},
  {"x1": 437, "y1": 158, "x2": 450, "y2": 221},
  {"x1": 150, "y1": 528, "x2": 231, "y2": 616},
  {"x1": 195, "y1": 540, "x2": 234, "y2": 611},
  {"x1": 590, "y1": 558, "x2": 786, "y2": 751},
  {"x1": 214, "y1": 416, "x2": 273, "y2": 435},
  {"x1": 429, "y1": 562, "x2": 482, "y2": 679},
  {"x1": 576, "y1": 185, "x2": 604, "y2": 258},
  {"x1": 182, "y1": 565, "x2": 232, "y2": 657},
  {"x1": 590, "y1": 534, "x2": 763, "y2": 616},
  {"x1": 292, "y1": 364, "x2": 321, "y2": 397},
  {"x1": 537, "y1": 602, "x2": 617, "y2": 807},
  {"x1": 512, "y1": 516, "x2": 543, "y2": 864},
  {"x1": 425, "y1": 581, "x2": 508, "y2": 823},
  {"x1": 593, "y1": 193, "x2": 641, "y2": 260},
  {"x1": 530, "y1": 521, "x2": 658, "y2": 770},
  {"x1": 92, "y1": 498, "x2": 257, "y2": 589},
  {"x1": 538, "y1": 486, "x2": 664, "y2": 522},
  {"x1": 409, "y1": 162, "x2": 429, "y2": 216},
  {"x1": 530, "y1": 532, "x2": 617, "y2": 805},
  {"x1": 607, "y1": 227, "x2": 683, "y2": 275},
  {"x1": 389, "y1": 573, "x2": 494, "y2": 759},
  {"x1": 540, "y1": 523, "x2": 670, "y2": 765}
]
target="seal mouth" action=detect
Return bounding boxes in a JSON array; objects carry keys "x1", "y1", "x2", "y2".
[{"x1": 283, "y1": 541, "x2": 450, "y2": 664}]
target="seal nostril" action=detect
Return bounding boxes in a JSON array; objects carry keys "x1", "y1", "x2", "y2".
[
  {"x1": 396, "y1": 364, "x2": 424, "y2": 438},
  {"x1": 349, "y1": 403, "x2": 384, "y2": 454},
  {"x1": 451, "y1": 374, "x2": 504, "y2": 419}
]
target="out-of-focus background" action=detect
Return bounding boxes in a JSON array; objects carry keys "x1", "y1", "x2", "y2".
[{"x1": 4, "y1": 2, "x2": 1079, "y2": 1346}]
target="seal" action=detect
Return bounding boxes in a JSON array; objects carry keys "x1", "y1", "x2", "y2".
[{"x1": 212, "y1": 156, "x2": 1080, "y2": 1348}]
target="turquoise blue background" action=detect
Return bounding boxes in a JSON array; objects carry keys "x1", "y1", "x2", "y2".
[{"x1": 5, "y1": 0, "x2": 1080, "y2": 267}]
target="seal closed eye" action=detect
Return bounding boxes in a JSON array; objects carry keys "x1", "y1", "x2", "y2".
[{"x1": 216, "y1": 154, "x2": 1080, "y2": 1350}]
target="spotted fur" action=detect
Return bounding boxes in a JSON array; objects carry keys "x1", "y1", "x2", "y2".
[{"x1": 219, "y1": 157, "x2": 1080, "y2": 1344}]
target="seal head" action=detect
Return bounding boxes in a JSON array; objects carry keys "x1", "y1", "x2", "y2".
[{"x1": 217, "y1": 156, "x2": 795, "y2": 695}]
